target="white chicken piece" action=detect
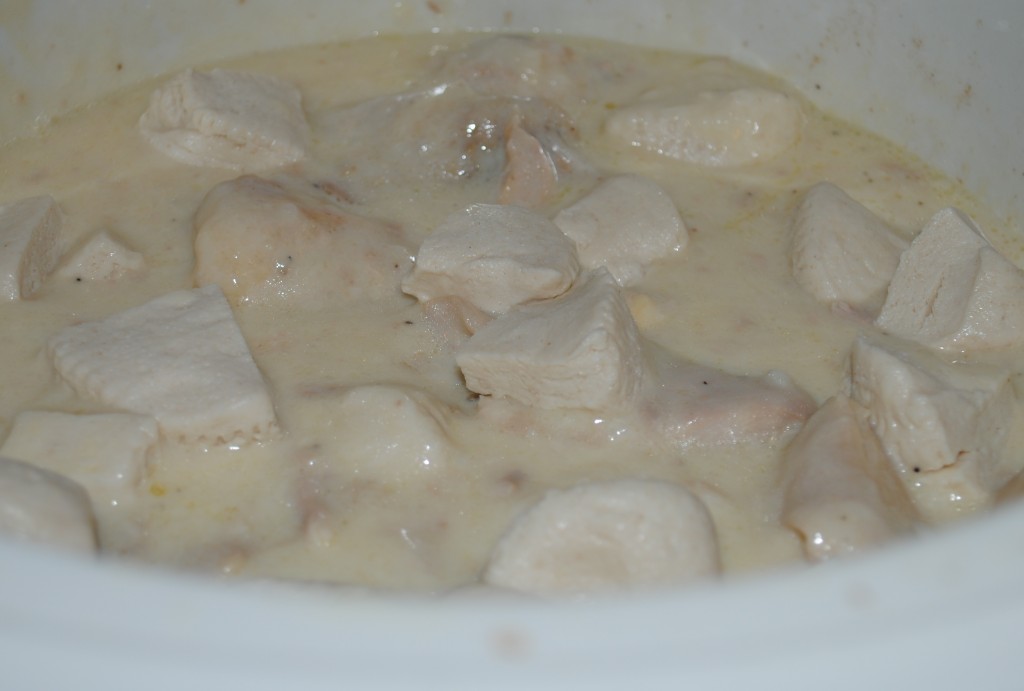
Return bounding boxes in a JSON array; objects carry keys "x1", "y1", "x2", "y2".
[
  {"x1": 643, "y1": 353, "x2": 817, "y2": 451},
  {"x1": 790, "y1": 182, "x2": 908, "y2": 315},
  {"x1": 474, "y1": 346, "x2": 815, "y2": 451},
  {"x1": 0, "y1": 195, "x2": 62, "y2": 300},
  {"x1": 605, "y1": 87, "x2": 804, "y2": 167},
  {"x1": 456, "y1": 268, "x2": 644, "y2": 411},
  {"x1": 47, "y1": 284, "x2": 277, "y2": 445},
  {"x1": 875, "y1": 207, "x2": 1024, "y2": 351},
  {"x1": 312, "y1": 385, "x2": 454, "y2": 487},
  {"x1": 55, "y1": 230, "x2": 145, "y2": 282},
  {"x1": 138, "y1": 68, "x2": 309, "y2": 171},
  {"x1": 0, "y1": 456, "x2": 97, "y2": 554},
  {"x1": 848, "y1": 336, "x2": 1016, "y2": 523},
  {"x1": 194, "y1": 175, "x2": 413, "y2": 306},
  {"x1": 283, "y1": 385, "x2": 456, "y2": 547},
  {"x1": 402, "y1": 203, "x2": 579, "y2": 315},
  {"x1": 780, "y1": 395, "x2": 917, "y2": 562},
  {"x1": 483, "y1": 479, "x2": 720, "y2": 596},
  {"x1": 554, "y1": 175, "x2": 687, "y2": 286},
  {"x1": 0, "y1": 411, "x2": 157, "y2": 513}
]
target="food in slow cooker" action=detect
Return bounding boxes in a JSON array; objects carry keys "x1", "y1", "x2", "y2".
[{"x1": 1, "y1": 33, "x2": 1021, "y2": 596}]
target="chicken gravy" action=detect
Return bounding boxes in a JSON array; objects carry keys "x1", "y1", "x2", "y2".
[{"x1": 0, "y1": 33, "x2": 1020, "y2": 593}]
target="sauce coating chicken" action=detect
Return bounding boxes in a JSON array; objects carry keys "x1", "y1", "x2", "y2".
[{"x1": 0, "y1": 33, "x2": 1020, "y2": 595}]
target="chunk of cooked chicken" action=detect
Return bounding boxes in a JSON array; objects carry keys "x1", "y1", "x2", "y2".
[
  {"x1": 848, "y1": 336, "x2": 1016, "y2": 522},
  {"x1": 283, "y1": 385, "x2": 457, "y2": 547},
  {"x1": 314, "y1": 385, "x2": 454, "y2": 487},
  {"x1": 0, "y1": 195, "x2": 62, "y2": 300},
  {"x1": 402, "y1": 203, "x2": 579, "y2": 315},
  {"x1": 139, "y1": 68, "x2": 309, "y2": 171},
  {"x1": 642, "y1": 351, "x2": 817, "y2": 451},
  {"x1": 605, "y1": 87, "x2": 804, "y2": 166},
  {"x1": 399, "y1": 296, "x2": 494, "y2": 397},
  {"x1": 194, "y1": 175, "x2": 413, "y2": 306},
  {"x1": 55, "y1": 230, "x2": 145, "y2": 282},
  {"x1": 554, "y1": 175, "x2": 687, "y2": 286},
  {"x1": 0, "y1": 411, "x2": 158, "y2": 513},
  {"x1": 484, "y1": 479, "x2": 720, "y2": 596},
  {"x1": 875, "y1": 207, "x2": 1024, "y2": 351},
  {"x1": 0, "y1": 456, "x2": 97, "y2": 554},
  {"x1": 456, "y1": 268, "x2": 644, "y2": 411},
  {"x1": 790, "y1": 182, "x2": 908, "y2": 316},
  {"x1": 780, "y1": 395, "x2": 917, "y2": 561},
  {"x1": 47, "y1": 284, "x2": 277, "y2": 445}
]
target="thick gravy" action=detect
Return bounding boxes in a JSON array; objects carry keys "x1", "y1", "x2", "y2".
[{"x1": 0, "y1": 33, "x2": 1020, "y2": 594}]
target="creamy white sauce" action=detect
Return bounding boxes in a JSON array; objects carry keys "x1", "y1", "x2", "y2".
[{"x1": 0, "y1": 33, "x2": 1019, "y2": 592}]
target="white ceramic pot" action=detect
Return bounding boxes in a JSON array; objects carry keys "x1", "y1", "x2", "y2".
[{"x1": 1, "y1": 2, "x2": 1022, "y2": 689}]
